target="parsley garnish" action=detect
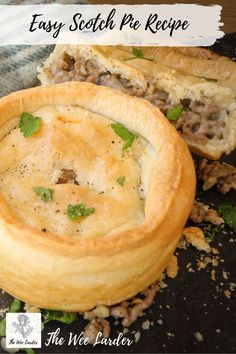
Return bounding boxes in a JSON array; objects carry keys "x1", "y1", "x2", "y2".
[
  {"x1": 22, "y1": 349, "x2": 36, "y2": 354},
  {"x1": 0, "y1": 319, "x2": 6, "y2": 337},
  {"x1": 166, "y1": 105, "x2": 184, "y2": 121},
  {"x1": 19, "y1": 112, "x2": 41, "y2": 138},
  {"x1": 117, "y1": 176, "x2": 125, "y2": 186},
  {"x1": 0, "y1": 298, "x2": 22, "y2": 337},
  {"x1": 218, "y1": 204, "x2": 236, "y2": 231},
  {"x1": 33, "y1": 187, "x2": 53, "y2": 203},
  {"x1": 44, "y1": 310, "x2": 77, "y2": 324},
  {"x1": 125, "y1": 47, "x2": 154, "y2": 62},
  {"x1": 111, "y1": 123, "x2": 137, "y2": 151},
  {"x1": 67, "y1": 203, "x2": 95, "y2": 221},
  {"x1": 9, "y1": 298, "x2": 22, "y2": 313}
]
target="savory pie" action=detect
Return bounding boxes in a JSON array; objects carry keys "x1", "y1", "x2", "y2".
[
  {"x1": 0, "y1": 82, "x2": 195, "y2": 311},
  {"x1": 126, "y1": 46, "x2": 236, "y2": 90},
  {"x1": 38, "y1": 45, "x2": 236, "y2": 160}
]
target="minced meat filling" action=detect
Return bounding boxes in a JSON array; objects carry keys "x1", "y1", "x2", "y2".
[
  {"x1": 174, "y1": 99, "x2": 225, "y2": 143},
  {"x1": 45, "y1": 53, "x2": 226, "y2": 144},
  {"x1": 199, "y1": 159, "x2": 236, "y2": 193}
]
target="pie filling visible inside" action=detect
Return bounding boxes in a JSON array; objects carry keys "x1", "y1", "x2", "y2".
[
  {"x1": 0, "y1": 105, "x2": 156, "y2": 239},
  {"x1": 44, "y1": 53, "x2": 229, "y2": 145}
]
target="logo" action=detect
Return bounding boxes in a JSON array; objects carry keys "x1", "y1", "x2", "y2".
[{"x1": 6, "y1": 313, "x2": 41, "y2": 348}]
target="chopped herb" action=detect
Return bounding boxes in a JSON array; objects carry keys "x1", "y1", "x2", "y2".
[
  {"x1": 0, "y1": 318, "x2": 6, "y2": 337},
  {"x1": 218, "y1": 204, "x2": 236, "y2": 231},
  {"x1": 198, "y1": 76, "x2": 218, "y2": 82},
  {"x1": 132, "y1": 47, "x2": 144, "y2": 58},
  {"x1": 22, "y1": 349, "x2": 36, "y2": 354},
  {"x1": 117, "y1": 176, "x2": 125, "y2": 186},
  {"x1": 33, "y1": 187, "x2": 53, "y2": 203},
  {"x1": 166, "y1": 105, "x2": 184, "y2": 121},
  {"x1": 0, "y1": 298, "x2": 22, "y2": 337},
  {"x1": 111, "y1": 123, "x2": 137, "y2": 151},
  {"x1": 67, "y1": 203, "x2": 95, "y2": 221},
  {"x1": 198, "y1": 222, "x2": 220, "y2": 243},
  {"x1": 19, "y1": 112, "x2": 41, "y2": 138},
  {"x1": 9, "y1": 298, "x2": 22, "y2": 313},
  {"x1": 125, "y1": 47, "x2": 153, "y2": 62},
  {"x1": 44, "y1": 310, "x2": 77, "y2": 324}
]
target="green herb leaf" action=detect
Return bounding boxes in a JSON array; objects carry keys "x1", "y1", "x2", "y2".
[
  {"x1": 33, "y1": 187, "x2": 53, "y2": 203},
  {"x1": 67, "y1": 204, "x2": 95, "y2": 221},
  {"x1": 0, "y1": 298, "x2": 22, "y2": 337},
  {"x1": 218, "y1": 204, "x2": 236, "y2": 231},
  {"x1": 125, "y1": 47, "x2": 154, "y2": 62},
  {"x1": 111, "y1": 123, "x2": 137, "y2": 152},
  {"x1": 19, "y1": 112, "x2": 41, "y2": 138},
  {"x1": 132, "y1": 47, "x2": 144, "y2": 58},
  {"x1": 22, "y1": 349, "x2": 36, "y2": 354},
  {"x1": 166, "y1": 105, "x2": 184, "y2": 121},
  {"x1": 117, "y1": 176, "x2": 125, "y2": 186},
  {"x1": 44, "y1": 310, "x2": 77, "y2": 324},
  {"x1": 9, "y1": 298, "x2": 22, "y2": 313},
  {"x1": 0, "y1": 318, "x2": 6, "y2": 337}
]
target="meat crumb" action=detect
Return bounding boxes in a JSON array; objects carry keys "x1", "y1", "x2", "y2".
[
  {"x1": 110, "y1": 283, "x2": 158, "y2": 327},
  {"x1": 224, "y1": 289, "x2": 231, "y2": 298},
  {"x1": 222, "y1": 271, "x2": 228, "y2": 280},
  {"x1": 189, "y1": 201, "x2": 224, "y2": 225},
  {"x1": 199, "y1": 159, "x2": 236, "y2": 194},
  {"x1": 211, "y1": 247, "x2": 220, "y2": 255},
  {"x1": 194, "y1": 331, "x2": 204, "y2": 342},
  {"x1": 141, "y1": 320, "x2": 151, "y2": 330},
  {"x1": 83, "y1": 318, "x2": 110, "y2": 344},
  {"x1": 197, "y1": 259, "x2": 207, "y2": 270},
  {"x1": 134, "y1": 331, "x2": 141, "y2": 343},
  {"x1": 212, "y1": 257, "x2": 219, "y2": 267},
  {"x1": 211, "y1": 270, "x2": 216, "y2": 281}
]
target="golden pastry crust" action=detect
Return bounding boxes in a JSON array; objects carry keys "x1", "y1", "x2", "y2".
[
  {"x1": 0, "y1": 82, "x2": 195, "y2": 311},
  {"x1": 121, "y1": 46, "x2": 236, "y2": 90},
  {"x1": 38, "y1": 45, "x2": 236, "y2": 160}
]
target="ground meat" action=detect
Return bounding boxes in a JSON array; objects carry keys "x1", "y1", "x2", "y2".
[
  {"x1": 45, "y1": 53, "x2": 76, "y2": 83},
  {"x1": 144, "y1": 88, "x2": 169, "y2": 109},
  {"x1": 119, "y1": 77, "x2": 145, "y2": 97},
  {"x1": 96, "y1": 73, "x2": 144, "y2": 96},
  {"x1": 180, "y1": 98, "x2": 191, "y2": 109},
  {"x1": 110, "y1": 283, "x2": 158, "y2": 327},
  {"x1": 56, "y1": 169, "x2": 78, "y2": 184},
  {"x1": 189, "y1": 201, "x2": 224, "y2": 225},
  {"x1": 46, "y1": 53, "x2": 226, "y2": 145},
  {"x1": 198, "y1": 159, "x2": 236, "y2": 194},
  {"x1": 174, "y1": 99, "x2": 225, "y2": 144},
  {"x1": 46, "y1": 53, "x2": 144, "y2": 96},
  {"x1": 96, "y1": 73, "x2": 126, "y2": 92},
  {"x1": 83, "y1": 318, "x2": 110, "y2": 344}
]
